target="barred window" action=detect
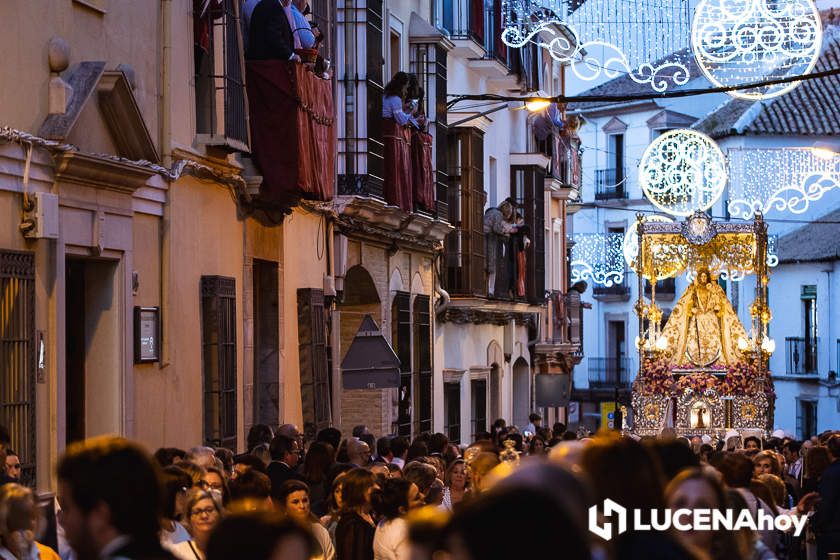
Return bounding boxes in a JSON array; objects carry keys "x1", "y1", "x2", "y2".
[
  {"x1": 413, "y1": 295, "x2": 432, "y2": 434},
  {"x1": 201, "y1": 276, "x2": 237, "y2": 449},
  {"x1": 0, "y1": 251, "x2": 36, "y2": 486}
]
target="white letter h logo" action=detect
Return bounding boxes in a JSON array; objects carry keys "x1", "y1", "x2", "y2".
[{"x1": 589, "y1": 499, "x2": 628, "y2": 541}]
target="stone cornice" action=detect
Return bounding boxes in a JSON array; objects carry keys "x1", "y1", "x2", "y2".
[
  {"x1": 335, "y1": 195, "x2": 453, "y2": 250},
  {"x1": 439, "y1": 297, "x2": 543, "y2": 325},
  {"x1": 55, "y1": 150, "x2": 156, "y2": 193},
  {"x1": 1, "y1": 127, "x2": 248, "y2": 197}
]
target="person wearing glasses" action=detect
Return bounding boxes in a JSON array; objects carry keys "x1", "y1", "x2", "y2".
[
  {"x1": 169, "y1": 490, "x2": 223, "y2": 560},
  {"x1": 3, "y1": 450, "x2": 20, "y2": 482}
]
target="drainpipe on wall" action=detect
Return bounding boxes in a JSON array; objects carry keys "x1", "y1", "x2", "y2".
[
  {"x1": 159, "y1": 0, "x2": 173, "y2": 369},
  {"x1": 824, "y1": 267, "x2": 833, "y2": 374}
]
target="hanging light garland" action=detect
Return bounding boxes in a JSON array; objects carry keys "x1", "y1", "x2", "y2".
[
  {"x1": 502, "y1": 0, "x2": 692, "y2": 92},
  {"x1": 727, "y1": 147, "x2": 840, "y2": 219},
  {"x1": 690, "y1": 0, "x2": 823, "y2": 100},
  {"x1": 570, "y1": 232, "x2": 626, "y2": 286}
]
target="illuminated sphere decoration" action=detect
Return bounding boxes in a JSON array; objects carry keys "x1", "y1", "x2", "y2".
[
  {"x1": 623, "y1": 215, "x2": 674, "y2": 278},
  {"x1": 639, "y1": 130, "x2": 727, "y2": 217},
  {"x1": 691, "y1": 0, "x2": 822, "y2": 100}
]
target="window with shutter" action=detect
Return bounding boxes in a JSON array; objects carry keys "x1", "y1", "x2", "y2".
[
  {"x1": 410, "y1": 42, "x2": 449, "y2": 221},
  {"x1": 511, "y1": 165, "x2": 546, "y2": 302},
  {"x1": 201, "y1": 276, "x2": 237, "y2": 450},
  {"x1": 193, "y1": 0, "x2": 249, "y2": 152},
  {"x1": 444, "y1": 128, "x2": 486, "y2": 296},
  {"x1": 337, "y1": 0, "x2": 385, "y2": 197},
  {"x1": 0, "y1": 251, "x2": 36, "y2": 486},
  {"x1": 254, "y1": 261, "x2": 279, "y2": 429},
  {"x1": 443, "y1": 382, "x2": 461, "y2": 444},
  {"x1": 413, "y1": 295, "x2": 432, "y2": 434},
  {"x1": 393, "y1": 292, "x2": 412, "y2": 436},
  {"x1": 298, "y1": 289, "x2": 332, "y2": 438}
]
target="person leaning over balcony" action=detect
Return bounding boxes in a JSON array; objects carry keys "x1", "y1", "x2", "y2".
[
  {"x1": 382, "y1": 72, "x2": 419, "y2": 213},
  {"x1": 246, "y1": 0, "x2": 301, "y2": 63}
]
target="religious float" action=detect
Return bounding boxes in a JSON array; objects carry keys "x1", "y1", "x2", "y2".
[{"x1": 627, "y1": 130, "x2": 775, "y2": 440}]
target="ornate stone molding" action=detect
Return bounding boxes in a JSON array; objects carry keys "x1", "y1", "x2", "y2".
[{"x1": 438, "y1": 298, "x2": 541, "y2": 326}]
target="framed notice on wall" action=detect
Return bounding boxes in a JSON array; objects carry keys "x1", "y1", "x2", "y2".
[{"x1": 134, "y1": 306, "x2": 160, "y2": 363}]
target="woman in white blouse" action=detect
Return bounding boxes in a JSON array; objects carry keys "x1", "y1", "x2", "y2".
[{"x1": 372, "y1": 478, "x2": 424, "y2": 560}]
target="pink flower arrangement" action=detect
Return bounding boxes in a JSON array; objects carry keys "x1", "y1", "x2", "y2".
[
  {"x1": 635, "y1": 359, "x2": 674, "y2": 395},
  {"x1": 720, "y1": 361, "x2": 757, "y2": 395},
  {"x1": 675, "y1": 372, "x2": 718, "y2": 394}
]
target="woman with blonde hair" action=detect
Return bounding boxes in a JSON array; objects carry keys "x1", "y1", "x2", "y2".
[
  {"x1": 168, "y1": 489, "x2": 223, "y2": 560},
  {"x1": 442, "y1": 459, "x2": 467, "y2": 510},
  {"x1": 0, "y1": 483, "x2": 60, "y2": 560}
]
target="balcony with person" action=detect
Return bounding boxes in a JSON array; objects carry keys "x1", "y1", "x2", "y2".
[
  {"x1": 242, "y1": 0, "x2": 336, "y2": 211},
  {"x1": 534, "y1": 103, "x2": 583, "y2": 203},
  {"x1": 334, "y1": 9, "x2": 451, "y2": 242}
]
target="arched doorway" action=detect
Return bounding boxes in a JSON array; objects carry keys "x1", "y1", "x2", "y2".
[
  {"x1": 338, "y1": 266, "x2": 382, "y2": 434},
  {"x1": 512, "y1": 357, "x2": 530, "y2": 429}
]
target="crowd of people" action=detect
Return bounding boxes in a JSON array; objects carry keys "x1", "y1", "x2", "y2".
[{"x1": 0, "y1": 418, "x2": 838, "y2": 560}]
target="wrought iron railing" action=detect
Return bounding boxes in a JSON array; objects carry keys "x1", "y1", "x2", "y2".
[
  {"x1": 593, "y1": 274, "x2": 630, "y2": 297},
  {"x1": 786, "y1": 337, "x2": 818, "y2": 375},
  {"x1": 588, "y1": 357, "x2": 632, "y2": 388},
  {"x1": 645, "y1": 277, "x2": 676, "y2": 298},
  {"x1": 443, "y1": 0, "x2": 484, "y2": 43},
  {"x1": 595, "y1": 168, "x2": 627, "y2": 199},
  {"x1": 483, "y1": 4, "x2": 508, "y2": 64}
]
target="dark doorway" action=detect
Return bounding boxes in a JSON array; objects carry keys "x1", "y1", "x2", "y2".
[
  {"x1": 65, "y1": 259, "x2": 86, "y2": 444},
  {"x1": 471, "y1": 378, "x2": 487, "y2": 440},
  {"x1": 65, "y1": 258, "x2": 120, "y2": 443},
  {"x1": 253, "y1": 260, "x2": 279, "y2": 428}
]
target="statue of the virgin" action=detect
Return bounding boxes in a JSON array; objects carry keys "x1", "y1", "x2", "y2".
[{"x1": 660, "y1": 268, "x2": 748, "y2": 368}]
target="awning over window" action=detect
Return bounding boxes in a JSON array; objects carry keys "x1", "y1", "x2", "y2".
[{"x1": 341, "y1": 315, "x2": 401, "y2": 390}]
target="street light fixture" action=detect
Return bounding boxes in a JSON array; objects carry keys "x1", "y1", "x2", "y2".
[
  {"x1": 524, "y1": 91, "x2": 551, "y2": 112},
  {"x1": 812, "y1": 141, "x2": 840, "y2": 159}
]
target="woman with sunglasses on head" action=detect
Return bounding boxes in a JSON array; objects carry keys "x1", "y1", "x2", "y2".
[{"x1": 169, "y1": 489, "x2": 223, "y2": 560}]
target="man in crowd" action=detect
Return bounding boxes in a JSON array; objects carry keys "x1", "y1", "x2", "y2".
[
  {"x1": 390, "y1": 436, "x2": 408, "y2": 470},
  {"x1": 4, "y1": 449, "x2": 21, "y2": 482},
  {"x1": 266, "y1": 435, "x2": 302, "y2": 501},
  {"x1": 784, "y1": 440, "x2": 804, "y2": 481},
  {"x1": 813, "y1": 435, "x2": 840, "y2": 559},
  {"x1": 56, "y1": 436, "x2": 174, "y2": 560},
  {"x1": 347, "y1": 438, "x2": 372, "y2": 468}
]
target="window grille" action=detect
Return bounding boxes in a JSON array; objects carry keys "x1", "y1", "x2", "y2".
[
  {"x1": 201, "y1": 275, "x2": 237, "y2": 449},
  {"x1": 0, "y1": 251, "x2": 36, "y2": 486}
]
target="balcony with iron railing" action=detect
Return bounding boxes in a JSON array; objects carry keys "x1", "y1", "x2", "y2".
[
  {"x1": 588, "y1": 357, "x2": 632, "y2": 388},
  {"x1": 645, "y1": 277, "x2": 676, "y2": 301},
  {"x1": 594, "y1": 168, "x2": 627, "y2": 200},
  {"x1": 541, "y1": 132, "x2": 583, "y2": 201},
  {"x1": 593, "y1": 273, "x2": 631, "y2": 301},
  {"x1": 443, "y1": 0, "x2": 485, "y2": 47},
  {"x1": 785, "y1": 337, "x2": 818, "y2": 375}
]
